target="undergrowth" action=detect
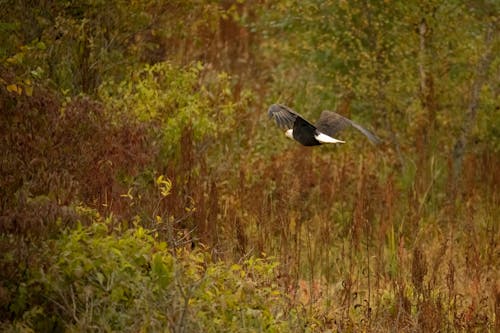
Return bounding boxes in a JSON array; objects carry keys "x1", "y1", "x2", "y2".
[
  {"x1": 1, "y1": 219, "x2": 299, "y2": 333},
  {"x1": 1, "y1": 1, "x2": 499, "y2": 331}
]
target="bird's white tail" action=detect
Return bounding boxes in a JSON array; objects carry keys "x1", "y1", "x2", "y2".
[{"x1": 315, "y1": 132, "x2": 345, "y2": 144}]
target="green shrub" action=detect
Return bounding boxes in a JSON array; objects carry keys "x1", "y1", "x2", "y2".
[
  {"x1": 1, "y1": 221, "x2": 297, "y2": 332},
  {"x1": 98, "y1": 62, "x2": 241, "y2": 152}
]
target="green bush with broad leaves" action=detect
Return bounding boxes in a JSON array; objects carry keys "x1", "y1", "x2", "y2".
[
  {"x1": 1, "y1": 219, "x2": 295, "y2": 333},
  {"x1": 98, "y1": 61, "x2": 245, "y2": 159}
]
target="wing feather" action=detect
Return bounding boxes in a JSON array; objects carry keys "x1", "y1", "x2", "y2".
[
  {"x1": 316, "y1": 111, "x2": 381, "y2": 145},
  {"x1": 268, "y1": 104, "x2": 302, "y2": 129},
  {"x1": 275, "y1": 113, "x2": 287, "y2": 128},
  {"x1": 349, "y1": 121, "x2": 381, "y2": 145},
  {"x1": 315, "y1": 111, "x2": 352, "y2": 136}
]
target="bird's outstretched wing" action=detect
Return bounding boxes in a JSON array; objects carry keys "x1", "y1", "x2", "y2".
[
  {"x1": 268, "y1": 104, "x2": 309, "y2": 129},
  {"x1": 316, "y1": 111, "x2": 381, "y2": 145}
]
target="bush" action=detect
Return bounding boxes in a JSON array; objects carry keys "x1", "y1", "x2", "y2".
[{"x1": 1, "y1": 220, "x2": 297, "y2": 332}]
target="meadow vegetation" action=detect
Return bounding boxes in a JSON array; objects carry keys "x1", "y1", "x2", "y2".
[{"x1": 1, "y1": 1, "x2": 499, "y2": 332}]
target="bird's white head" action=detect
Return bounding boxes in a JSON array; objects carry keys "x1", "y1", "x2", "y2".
[{"x1": 285, "y1": 129, "x2": 294, "y2": 140}]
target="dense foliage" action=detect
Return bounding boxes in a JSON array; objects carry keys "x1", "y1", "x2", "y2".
[
  {"x1": 1, "y1": 0, "x2": 498, "y2": 332},
  {"x1": 3, "y1": 220, "x2": 296, "y2": 332}
]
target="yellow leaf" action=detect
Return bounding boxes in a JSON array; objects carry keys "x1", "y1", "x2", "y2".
[
  {"x1": 7, "y1": 84, "x2": 22, "y2": 95},
  {"x1": 25, "y1": 85, "x2": 33, "y2": 96},
  {"x1": 230, "y1": 264, "x2": 242, "y2": 271}
]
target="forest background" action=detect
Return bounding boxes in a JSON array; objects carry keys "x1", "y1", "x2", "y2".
[{"x1": 1, "y1": 1, "x2": 499, "y2": 332}]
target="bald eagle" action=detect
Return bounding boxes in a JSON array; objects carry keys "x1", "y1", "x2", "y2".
[{"x1": 268, "y1": 104, "x2": 381, "y2": 146}]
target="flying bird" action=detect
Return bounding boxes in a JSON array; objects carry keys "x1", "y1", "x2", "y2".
[{"x1": 268, "y1": 104, "x2": 381, "y2": 146}]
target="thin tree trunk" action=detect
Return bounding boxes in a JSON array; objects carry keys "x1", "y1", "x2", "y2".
[
  {"x1": 418, "y1": 18, "x2": 437, "y2": 139},
  {"x1": 452, "y1": 24, "x2": 497, "y2": 186}
]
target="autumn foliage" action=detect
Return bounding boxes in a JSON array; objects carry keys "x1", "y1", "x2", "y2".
[{"x1": 1, "y1": 1, "x2": 499, "y2": 332}]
